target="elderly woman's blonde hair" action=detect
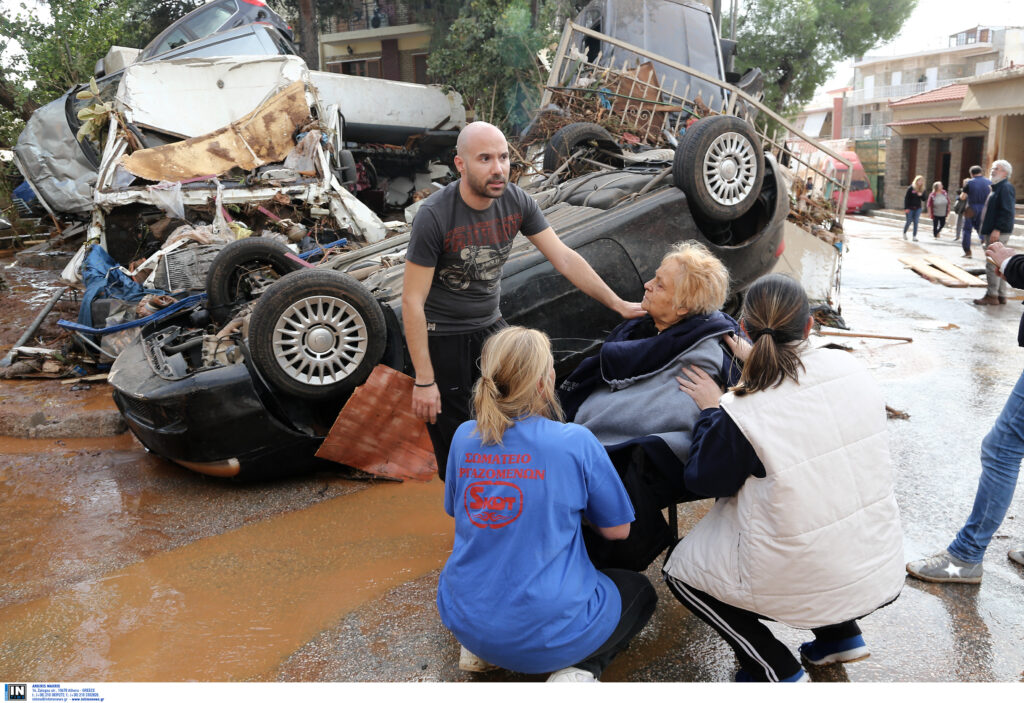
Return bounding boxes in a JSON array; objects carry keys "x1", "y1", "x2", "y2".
[
  {"x1": 472, "y1": 326, "x2": 564, "y2": 446},
  {"x1": 661, "y1": 241, "x2": 730, "y2": 315}
]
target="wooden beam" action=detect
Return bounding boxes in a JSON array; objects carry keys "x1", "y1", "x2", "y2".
[{"x1": 924, "y1": 256, "x2": 986, "y2": 286}]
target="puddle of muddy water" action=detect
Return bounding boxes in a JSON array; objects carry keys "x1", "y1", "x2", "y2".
[{"x1": 0, "y1": 478, "x2": 453, "y2": 681}]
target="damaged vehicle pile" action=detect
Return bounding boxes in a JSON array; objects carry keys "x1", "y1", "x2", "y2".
[{"x1": 4, "y1": 0, "x2": 853, "y2": 480}]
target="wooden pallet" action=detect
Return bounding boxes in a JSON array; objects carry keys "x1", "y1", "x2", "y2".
[{"x1": 898, "y1": 256, "x2": 984, "y2": 287}]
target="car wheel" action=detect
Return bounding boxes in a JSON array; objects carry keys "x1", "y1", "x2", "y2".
[
  {"x1": 248, "y1": 269, "x2": 386, "y2": 401},
  {"x1": 206, "y1": 238, "x2": 304, "y2": 324},
  {"x1": 542, "y1": 122, "x2": 624, "y2": 177},
  {"x1": 673, "y1": 115, "x2": 764, "y2": 222}
]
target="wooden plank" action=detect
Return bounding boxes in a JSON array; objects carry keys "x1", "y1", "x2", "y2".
[
  {"x1": 60, "y1": 373, "x2": 109, "y2": 385},
  {"x1": 923, "y1": 256, "x2": 986, "y2": 286},
  {"x1": 898, "y1": 256, "x2": 966, "y2": 287}
]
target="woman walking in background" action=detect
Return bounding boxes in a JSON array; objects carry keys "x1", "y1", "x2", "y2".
[
  {"x1": 903, "y1": 175, "x2": 925, "y2": 241},
  {"x1": 927, "y1": 181, "x2": 949, "y2": 238},
  {"x1": 663, "y1": 274, "x2": 904, "y2": 682}
]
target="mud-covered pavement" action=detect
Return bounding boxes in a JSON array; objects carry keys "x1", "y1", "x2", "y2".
[{"x1": 1, "y1": 216, "x2": 1023, "y2": 684}]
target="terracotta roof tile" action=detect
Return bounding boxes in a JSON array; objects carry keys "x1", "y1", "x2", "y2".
[{"x1": 891, "y1": 83, "x2": 968, "y2": 106}]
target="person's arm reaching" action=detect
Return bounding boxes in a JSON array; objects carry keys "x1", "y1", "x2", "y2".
[
  {"x1": 402, "y1": 262, "x2": 441, "y2": 423},
  {"x1": 528, "y1": 227, "x2": 644, "y2": 319}
]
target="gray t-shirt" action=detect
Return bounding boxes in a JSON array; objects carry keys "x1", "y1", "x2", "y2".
[{"x1": 406, "y1": 180, "x2": 549, "y2": 334}]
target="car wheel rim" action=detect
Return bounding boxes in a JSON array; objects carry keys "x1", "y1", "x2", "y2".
[
  {"x1": 702, "y1": 132, "x2": 757, "y2": 207},
  {"x1": 271, "y1": 294, "x2": 368, "y2": 386}
]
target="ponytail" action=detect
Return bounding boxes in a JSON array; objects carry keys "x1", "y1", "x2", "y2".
[
  {"x1": 731, "y1": 274, "x2": 809, "y2": 396},
  {"x1": 473, "y1": 326, "x2": 564, "y2": 445}
]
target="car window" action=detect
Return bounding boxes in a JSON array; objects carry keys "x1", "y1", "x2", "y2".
[
  {"x1": 182, "y1": 2, "x2": 237, "y2": 40},
  {"x1": 151, "y1": 27, "x2": 195, "y2": 57},
  {"x1": 160, "y1": 29, "x2": 277, "y2": 60}
]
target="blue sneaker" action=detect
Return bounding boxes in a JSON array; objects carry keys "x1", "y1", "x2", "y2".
[
  {"x1": 735, "y1": 668, "x2": 809, "y2": 682},
  {"x1": 799, "y1": 634, "x2": 870, "y2": 665}
]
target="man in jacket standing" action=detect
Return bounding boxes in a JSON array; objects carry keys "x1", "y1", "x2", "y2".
[
  {"x1": 908, "y1": 161, "x2": 1024, "y2": 582},
  {"x1": 974, "y1": 160, "x2": 1018, "y2": 305},
  {"x1": 960, "y1": 165, "x2": 992, "y2": 259}
]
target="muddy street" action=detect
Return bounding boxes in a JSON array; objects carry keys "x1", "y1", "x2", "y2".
[{"x1": 1, "y1": 216, "x2": 1023, "y2": 684}]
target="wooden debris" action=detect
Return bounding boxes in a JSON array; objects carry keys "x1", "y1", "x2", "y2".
[
  {"x1": 923, "y1": 256, "x2": 986, "y2": 286},
  {"x1": 818, "y1": 330, "x2": 913, "y2": 343},
  {"x1": 60, "y1": 373, "x2": 109, "y2": 385},
  {"x1": 898, "y1": 256, "x2": 966, "y2": 287},
  {"x1": 886, "y1": 405, "x2": 910, "y2": 420}
]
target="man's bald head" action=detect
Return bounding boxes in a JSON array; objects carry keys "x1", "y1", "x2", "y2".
[{"x1": 457, "y1": 121, "x2": 507, "y2": 158}]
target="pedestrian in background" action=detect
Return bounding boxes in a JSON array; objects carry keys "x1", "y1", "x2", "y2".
[
  {"x1": 663, "y1": 274, "x2": 904, "y2": 682},
  {"x1": 908, "y1": 184, "x2": 1024, "y2": 584},
  {"x1": 975, "y1": 160, "x2": 1018, "y2": 306},
  {"x1": 903, "y1": 175, "x2": 925, "y2": 241},
  {"x1": 927, "y1": 181, "x2": 949, "y2": 238},
  {"x1": 952, "y1": 177, "x2": 971, "y2": 243},
  {"x1": 960, "y1": 165, "x2": 992, "y2": 258},
  {"x1": 437, "y1": 326, "x2": 656, "y2": 681}
]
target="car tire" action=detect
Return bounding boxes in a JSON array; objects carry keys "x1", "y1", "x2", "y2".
[
  {"x1": 673, "y1": 115, "x2": 764, "y2": 222},
  {"x1": 248, "y1": 269, "x2": 387, "y2": 401},
  {"x1": 542, "y1": 122, "x2": 623, "y2": 175},
  {"x1": 206, "y1": 238, "x2": 304, "y2": 325}
]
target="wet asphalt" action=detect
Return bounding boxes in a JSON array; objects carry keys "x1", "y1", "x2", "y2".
[{"x1": 0, "y1": 216, "x2": 1022, "y2": 684}]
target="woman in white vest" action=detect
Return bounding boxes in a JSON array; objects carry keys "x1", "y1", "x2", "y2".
[{"x1": 663, "y1": 274, "x2": 905, "y2": 682}]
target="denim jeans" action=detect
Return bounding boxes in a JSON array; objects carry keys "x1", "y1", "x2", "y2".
[
  {"x1": 948, "y1": 368, "x2": 1024, "y2": 563},
  {"x1": 962, "y1": 213, "x2": 982, "y2": 254},
  {"x1": 903, "y1": 208, "x2": 921, "y2": 237}
]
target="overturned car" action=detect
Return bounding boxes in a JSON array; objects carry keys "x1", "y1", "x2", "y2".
[
  {"x1": 98, "y1": 6, "x2": 831, "y2": 480},
  {"x1": 106, "y1": 136, "x2": 788, "y2": 479}
]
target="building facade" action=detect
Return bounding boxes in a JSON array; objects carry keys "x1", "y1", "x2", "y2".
[{"x1": 319, "y1": 1, "x2": 433, "y2": 84}]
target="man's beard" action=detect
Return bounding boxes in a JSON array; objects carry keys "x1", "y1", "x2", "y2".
[{"x1": 467, "y1": 171, "x2": 507, "y2": 199}]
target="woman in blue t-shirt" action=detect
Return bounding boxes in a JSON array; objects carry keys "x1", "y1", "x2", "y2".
[{"x1": 436, "y1": 326, "x2": 657, "y2": 682}]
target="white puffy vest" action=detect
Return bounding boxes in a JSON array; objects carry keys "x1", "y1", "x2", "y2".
[{"x1": 664, "y1": 347, "x2": 904, "y2": 628}]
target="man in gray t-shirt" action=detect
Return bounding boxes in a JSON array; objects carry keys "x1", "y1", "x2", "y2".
[{"x1": 402, "y1": 121, "x2": 643, "y2": 478}]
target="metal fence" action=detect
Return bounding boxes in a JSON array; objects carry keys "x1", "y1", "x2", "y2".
[{"x1": 542, "y1": 21, "x2": 854, "y2": 223}]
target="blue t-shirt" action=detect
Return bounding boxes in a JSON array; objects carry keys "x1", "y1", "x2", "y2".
[{"x1": 436, "y1": 416, "x2": 635, "y2": 674}]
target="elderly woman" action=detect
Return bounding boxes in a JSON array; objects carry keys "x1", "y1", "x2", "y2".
[{"x1": 559, "y1": 241, "x2": 741, "y2": 570}]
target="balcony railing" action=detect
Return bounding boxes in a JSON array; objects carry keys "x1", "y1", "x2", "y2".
[
  {"x1": 841, "y1": 124, "x2": 891, "y2": 140},
  {"x1": 848, "y1": 78, "x2": 958, "y2": 105},
  {"x1": 324, "y1": 1, "x2": 420, "y2": 34}
]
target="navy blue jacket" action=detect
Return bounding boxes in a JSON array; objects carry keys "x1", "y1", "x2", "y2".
[
  {"x1": 981, "y1": 179, "x2": 1016, "y2": 236},
  {"x1": 965, "y1": 175, "x2": 992, "y2": 208}
]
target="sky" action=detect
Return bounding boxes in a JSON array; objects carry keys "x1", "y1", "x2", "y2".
[{"x1": 820, "y1": 0, "x2": 1024, "y2": 92}]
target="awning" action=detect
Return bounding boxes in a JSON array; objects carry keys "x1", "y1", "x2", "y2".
[
  {"x1": 887, "y1": 115, "x2": 989, "y2": 133},
  {"x1": 961, "y1": 77, "x2": 1024, "y2": 118}
]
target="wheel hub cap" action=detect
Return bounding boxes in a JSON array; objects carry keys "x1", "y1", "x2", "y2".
[
  {"x1": 306, "y1": 326, "x2": 335, "y2": 354},
  {"x1": 271, "y1": 295, "x2": 368, "y2": 387},
  {"x1": 702, "y1": 131, "x2": 758, "y2": 207}
]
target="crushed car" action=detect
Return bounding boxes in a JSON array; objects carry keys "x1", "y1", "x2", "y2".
[
  {"x1": 47, "y1": 0, "x2": 848, "y2": 480},
  {"x1": 96, "y1": 48, "x2": 791, "y2": 480}
]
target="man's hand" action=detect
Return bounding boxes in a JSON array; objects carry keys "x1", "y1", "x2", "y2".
[
  {"x1": 617, "y1": 299, "x2": 646, "y2": 319},
  {"x1": 676, "y1": 365, "x2": 723, "y2": 410},
  {"x1": 412, "y1": 382, "x2": 441, "y2": 423},
  {"x1": 987, "y1": 240, "x2": 1016, "y2": 268}
]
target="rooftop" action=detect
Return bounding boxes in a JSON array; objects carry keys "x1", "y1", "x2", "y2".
[{"x1": 890, "y1": 83, "x2": 969, "y2": 106}]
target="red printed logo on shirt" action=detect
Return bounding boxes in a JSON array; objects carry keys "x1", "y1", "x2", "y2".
[{"x1": 464, "y1": 481, "x2": 523, "y2": 529}]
